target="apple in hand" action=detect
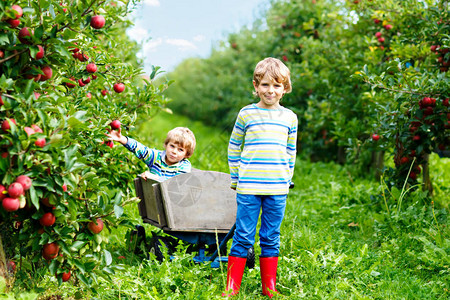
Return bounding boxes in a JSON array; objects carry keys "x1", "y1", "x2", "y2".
[{"x1": 110, "y1": 120, "x2": 121, "y2": 130}]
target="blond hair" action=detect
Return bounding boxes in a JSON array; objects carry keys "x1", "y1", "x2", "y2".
[
  {"x1": 164, "y1": 127, "x2": 196, "y2": 158},
  {"x1": 253, "y1": 57, "x2": 292, "y2": 96}
]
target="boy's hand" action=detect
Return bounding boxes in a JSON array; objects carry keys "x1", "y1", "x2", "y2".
[{"x1": 106, "y1": 128, "x2": 127, "y2": 145}]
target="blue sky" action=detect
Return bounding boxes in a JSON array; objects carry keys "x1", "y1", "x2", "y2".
[{"x1": 127, "y1": 0, "x2": 270, "y2": 75}]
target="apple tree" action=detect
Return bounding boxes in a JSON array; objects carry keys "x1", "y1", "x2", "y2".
[
  {"x1": 0, "y1": 0, "x2": 169, "y2": 289},
  {"x1": 355, "y1": 0, "x2": 449, "y2": 192}
]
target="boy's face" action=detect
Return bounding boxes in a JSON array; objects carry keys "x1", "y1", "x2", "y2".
[
  {"x1": 253, "y1": 74, "x2": 286, "y2": 109},
  {"x1": 164, "y1": 141, "x2": 187, "y2": 165}
]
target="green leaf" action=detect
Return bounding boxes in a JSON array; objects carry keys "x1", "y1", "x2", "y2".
[
  {"x1": 103, "y1": 249, "x2": 112, "y2": 266},
  {"x1": 114, "y1": 205, "x2": 124, "y2": 218}
]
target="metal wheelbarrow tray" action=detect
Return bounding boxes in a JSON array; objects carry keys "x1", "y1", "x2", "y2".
[{"x1": 133, "y1": 169, "x2": 252, "y2": 267}]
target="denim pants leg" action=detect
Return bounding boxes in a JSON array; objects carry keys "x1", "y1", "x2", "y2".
[
  {"x1": 259, "y1": 194, "x2": 287, "y2": 257},
  {"x1": 229, "y1": 194, "x2": 261, "y2": 257},
  {"x1": 229, "y1": 194, "x2": 287, "y2": 258}
]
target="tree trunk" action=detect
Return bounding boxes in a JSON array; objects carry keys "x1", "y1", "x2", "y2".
[
  {"x1": 422, "y1": 153, "x2": 433, "y2": 194},
  {"x1": 337, "y1": 146, "x2": 346, "y2": 165},
  {"x1": 0, "y1": 233, "x2": 8, "y2": 284},
  {"x1": 372, "y1": 151, "x2": 385, "y2": 181}
]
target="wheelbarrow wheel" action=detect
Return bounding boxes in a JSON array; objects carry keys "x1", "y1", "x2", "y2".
[
  {"x1": 246, "y1": 246, "x2": 255, "y2": 269},
  {"x1": 126, "y1": 225, "x2": 146, "y2": 255}
]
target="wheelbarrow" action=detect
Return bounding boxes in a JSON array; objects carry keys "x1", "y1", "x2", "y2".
[{"x1": 129, "y1": 168, "x2": 255, "y2": 268}]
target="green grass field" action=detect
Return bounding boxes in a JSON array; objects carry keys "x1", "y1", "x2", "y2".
[{"x1": 18, "y1": 112, "x2": 450, "y2": 299}]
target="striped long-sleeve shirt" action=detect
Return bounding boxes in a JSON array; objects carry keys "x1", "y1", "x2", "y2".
[
  {"x1": 228, "y1": 104, "x2": 298, "y2": 195},
  {"x1": 124, "y1": 137, "x2": 191, "y2": 181}
]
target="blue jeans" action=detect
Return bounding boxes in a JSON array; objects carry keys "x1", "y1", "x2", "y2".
[{"x1": 229, "y1": 194, "x2": 287, "y2": 258}]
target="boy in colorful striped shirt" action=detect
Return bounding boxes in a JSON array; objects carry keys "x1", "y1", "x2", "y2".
[
  {"x1": 106, "y1": 127, "x2": 196, "y2": 182},
  {"x1": 223, "y1": 57, "x2": 298, "y2": 297}
]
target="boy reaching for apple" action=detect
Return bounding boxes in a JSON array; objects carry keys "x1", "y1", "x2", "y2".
[{"x1": 106, "y1": 125, "x2": 196, "y2": 182}]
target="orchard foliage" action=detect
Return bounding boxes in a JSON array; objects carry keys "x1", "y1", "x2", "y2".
[
  {"x1": 164, "y1": 0, "x2": 448, "y2": 188},
  {"x1": 0, "y1": 0, "x2": 169, "y2": 288}
]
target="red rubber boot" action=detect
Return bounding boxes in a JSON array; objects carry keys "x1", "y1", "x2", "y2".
[
  {"x1": 260, "y1": 257, "x2": 279, "y2": 298},
  {"x1": 222, "y1": 256, "x2": 247, "y2": 297}
]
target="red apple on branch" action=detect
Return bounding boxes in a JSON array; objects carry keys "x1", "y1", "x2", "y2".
[
  {"x1": 0, "y1": 185, "x2": 6, "y2": 201},
  {"x1": 86, "y1": 63, "x2": 97, "y2": 73},
  {"x1": 40, "y1": 66, "x2": 53, "y2": 81},
  {"x1": 113, "y1": 83, "x2": 125, "y2": 93},
  {"x1": 2, "y1": 118, "x2": 16, "y2": 131},
  {"x1": 18, "y1": 27, "x2": 33, "y2": 44},
  {"x1": 42, "y1": 242, "x2": 59, "y2": 260},
  {"x1": 372, "y1": 134, "x2": 380, "y2": 141},
  {"x1": 90, "y1": 15, "x2": 105, "y2": 29},
  {"x1": 2, "y1": 198, "x2": 20, "y2": 212},
  {"x1": 8, "y1": 182, "x2": 24, "y2": 198},
  {"x1": 16, "y1": 175, "x2": 32, "y2": 190},
  {"x1": 88, "y1": 218, "x2": 104, "y2": 234},
  {"x1": 10, "y1": 5, "x2": 23, "y2": 19},
  {"x1": 35, "y1": 138, "x2": 46, "y2": 147},
  {"x1": 61, "y1": 271, "x2": 71, "y2": 282},
  {"x1": 40, "y1": 212, "x2": 56, "y2": 226}
]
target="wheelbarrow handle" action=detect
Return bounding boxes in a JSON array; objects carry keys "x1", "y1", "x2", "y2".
[{"x1": 209, "y1": 223, "x2": 236, "y2": 262}]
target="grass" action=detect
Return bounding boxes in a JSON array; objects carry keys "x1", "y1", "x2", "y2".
[{"x1": 11, "y1": 112, "x2": 450, "y2": 299}]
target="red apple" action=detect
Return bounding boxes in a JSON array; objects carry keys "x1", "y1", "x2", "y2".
[
  {"x1": 65, "y1": 77, "x2": 76, "y2": 88},
  {"x1": 86, "y1": 63, "x2": 97, "y2": 73},
  {"x1": 372, "y1": 134, "x2": 380, "y2": 141},
  {"x1": 62, "y1": 271, "x2": 71, "y2": 282},
  {"x1": 40, "y1": 66, "x2": 52, "y2": 81},
  {"x1": 16, "y1": 175, "x2": 32, "y2": 191},
  {"x1": 409, "y1": 171, "x2": 417, "y2": 180},
  {"x1": 101, "y1": 89, "x2": 108, "y2": 96},
  {"x1": 8, "y1": 182, "x2": 24, "y2": 198},
  {"x1": 92, "y1": 74, "x2": 98, "y2": 80},
  {"x1": 374, "y1": 19, "x2": 381, "y2": 24},
  {"x1": 62, "y1": 184, "x2": 67, "y2": 192},
  {"x1": 400, "y1": 157, "x2": 409, "y2": 164},
  {"x1": 375, "y1": 32, "x2": 382, "y2": 38},
  {"x1": 40, "y1": 212, "x2": 56, "y2": 226},
  {"x1": 78, "y1": 79, "x2": 86, "y2": 87},
  {"x1": 443, "y1": 98, "x2": 449, "y2": 107},
  {"x1": 31, "y1": 124, "x2": 43, "y2": 133},
  {"x1": 41, "y1": 197, "x2": 54, "y2": 208},
  {"x1": 113, "y1": 83, "x2": 125, "y2": 93},
  {"x1": 24, "y1": 126, "x2": 35, "y2": 136},
  {"x1": 18, "y1": 27, "x2": 33, "y2": 44},
  {"x1": 2, "y1": 118, "x2": 16, "y2": 131},
  {"x1": 282, "y1": 55, "x2": 288, "y2": 62},
  {"x1": 42, "y1": 242, "x2": 59, "y2": 260},
  {"x1": 384, "y1": 24, "x2": 393, "y2": 30},
  {"x1": 7, "y1": 18, "x2": 20, "y2": 28},
  {"x1": 34, "y1": 45, "x2": 45, "y2": 60},
  {"x1": 90, "y1": 15, "x2": 106, "y2": 29},
  {"x1": 2, "y1": 198, "x2": 20, "y2": 212},
  {"x1": 88, "y1": 218, "x2": 104, "y2": 234},
  {"x1": 86, "y1": 92, "x2": 92, "y2": 99},
  {"x1": 82, "y1": 77, "x2": 91, "y2": 84},
  {"x1": 430, "y1": 45, "x2": 439, "y2": 52},
  {"x1": 110, "y1": 120, "x2": 121, "y2": 130},
  {"x1": 378, "y1": 37, "x2": 385, "y2": 43},
  {"x1": 10, "y1": 5, "x2": 23, "y2": 19},
  {"x1": 413, "y1": 135, "x2": 421, "y2": 141},
  {"x1": 35, "y1": 138, "x2": 46, "y2": 147}
]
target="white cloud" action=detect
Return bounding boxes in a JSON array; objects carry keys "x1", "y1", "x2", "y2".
[
  {"x1": 193, "y1": 35, "x2": 206, "y2": 42},
  {"x1": 127, "y1": 25, "x2": 149, "y2": 43},
  {"x1": 166, "y1": 38, "x2": 197, "y2": 51},
  {"x1": 143, "y1": 37, "x2": 163, "y2": 52},
  {"x1": 142, "y1": 0, "x2": 160, "y2": 7}
]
